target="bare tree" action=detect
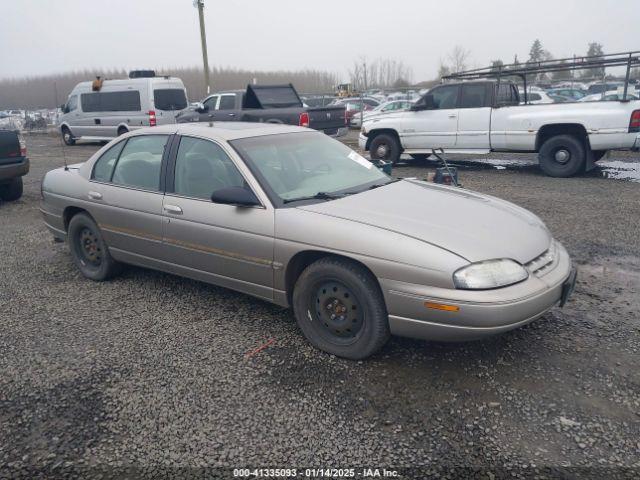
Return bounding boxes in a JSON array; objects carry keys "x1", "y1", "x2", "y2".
[{"x1": 448, "y1": 46, "x2": 471, "y2": 74}]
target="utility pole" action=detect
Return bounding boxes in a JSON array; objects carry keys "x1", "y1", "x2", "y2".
[{"x1": 194, "y1": 0, "x2": 211, "y2": 94}]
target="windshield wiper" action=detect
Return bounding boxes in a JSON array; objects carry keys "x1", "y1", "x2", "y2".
[{"x1": 282, "y1": 192, "x2": 345, "y2": 204}]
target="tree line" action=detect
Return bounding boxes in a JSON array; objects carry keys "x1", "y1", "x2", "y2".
[{"x1": 0, "y1": 66, "x2": 340, "y2": 110}]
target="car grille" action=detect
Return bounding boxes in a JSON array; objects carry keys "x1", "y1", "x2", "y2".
[{"x1": 526, "y1": 241, "x2": 558, "y2": 277}]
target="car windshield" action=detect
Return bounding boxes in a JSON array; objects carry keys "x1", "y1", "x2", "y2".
[{"x1": 230, "y1": 132, "x2": 390, "y2": 204}]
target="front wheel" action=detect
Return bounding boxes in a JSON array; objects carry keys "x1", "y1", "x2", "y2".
[
  {"x1": 293, "y1": 257, "x2": 390, "y2": 360},
  {"x1": 61, "y1": 127, "x2": 75, "y2": 146},
  {"x1": 538, "y1": 134, "x2": 585, "y2": 177},
  {"x1": 68, "y1": 213, "x2": 121, "y2": 281},
  {"x1": 369, "y1": 133, "x2": 401, "y2": 165},
  {"x1": 0, "y1": 177, "x2": 23, "y2": 201}
]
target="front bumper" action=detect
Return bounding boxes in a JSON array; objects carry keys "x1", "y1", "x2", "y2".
[
  {"x1": 358, "y1": 132, "x2": 368, "y2": 150},
  {"x1": 0, "y1": 157, "x2": 29, "y2": 182},
  {"x1": 382, "y1": 242, "x2": 575, "y2": 342}
]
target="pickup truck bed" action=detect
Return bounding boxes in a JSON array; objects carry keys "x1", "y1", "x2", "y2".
[{"x1": 177, "y1": 84, "x2": 347, "y2": 137}]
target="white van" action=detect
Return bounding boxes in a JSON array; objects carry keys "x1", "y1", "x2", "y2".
[{"x1": 58, "y1": 71, "x2": 188, "y2": 145}]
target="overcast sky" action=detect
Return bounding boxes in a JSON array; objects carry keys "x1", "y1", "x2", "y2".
[{"x1": 2, "y1": 0, "x2": 639, "y2": 81}]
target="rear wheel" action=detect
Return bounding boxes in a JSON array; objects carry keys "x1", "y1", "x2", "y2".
[
  {"x1": 117, "y1": 126, "x2": 128, "y2": 136},
  {"x1": 538, "y1": 134, "x2": 585, "y2": 177},
  {"x1": 293, "y1": 257, "x2": 390, "y2": 360},
  {"x1": 68, "y1": 213, "x2": 121, "y2": 281},
  {"x1": 0, "y1": 177, "x2": 23, "y2": 201},
  {"x1": 370, "y1": 133, "x2": 401, "y2": 165},
  {"x1": 61, "y1": 126, "x2": 75, "y2": 146}
]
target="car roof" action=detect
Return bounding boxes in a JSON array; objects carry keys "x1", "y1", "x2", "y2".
[{"x1": 132, "y1": 122, "x2": 310, "y2": 141}]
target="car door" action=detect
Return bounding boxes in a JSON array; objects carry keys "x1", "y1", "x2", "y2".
[
  {"x1": 401, "y1": 84, "x2": 459, "y2": 149},
  {"x1": 86, "y1": 134, "x2": 170, "y2": 262},
  {"x1": 161, "y1": 135, "x2": 275, "y2": 301},
  {"x1": 199, "y1": 95, "x2": 219, "y2": 122},
  {"x1": 455, "y1": 83, "x2": 492, "y2": 150},
  {"x1": 213, "y1": 93, "x2": 240, "y2": 122}
]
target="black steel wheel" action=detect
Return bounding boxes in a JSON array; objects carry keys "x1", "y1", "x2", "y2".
[
  {"x1": 538, "y1": 134, "x2": 585, "y2": 177},
  {"x1": 293, "y1": 257, "x2": 390, "y2": 360},
  {"x1": 369, "y1": 133, "x2": 401, "y2": 165},
  {"x1": 68, "y1": 212, "x2": 121, "y2": 281}
]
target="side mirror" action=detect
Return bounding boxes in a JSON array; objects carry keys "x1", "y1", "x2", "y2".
[
  {"x1": 211, "y1": 186, "x2": 260, "y2": 207},
  {"x1": 194, "y1": 102, "x2": 207, "y2": 113}
]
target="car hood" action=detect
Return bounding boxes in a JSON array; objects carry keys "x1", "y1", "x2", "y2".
[{"x1": 298, "y1": 180, "x2": 551, "y2": 264}]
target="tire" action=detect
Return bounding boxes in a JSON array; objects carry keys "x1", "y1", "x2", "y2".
[
  {"x1": 538, "y1": 134, "x2": 585, "y2": 177},
  {"x1": 117, "y1": 126, "x2": 128, "y2": 136},
  {"x1": 0, "y1": 177, "x2": 23, "y2": 201},
  {"x1": 370, "y1": 133, "x2": 401, "y2": 165},
  {"x1": 592, "y1": 150, "x2": 608, "y2": 162},
  {"x1": 68, "y1": 212, "x2": 121, "y2": 281},
  {"x1": 293, "y1": 257, "x2": 390, "y2": 360},
  {"x1": 61, "y1": 126, "x2": 75, "y2": 146}
]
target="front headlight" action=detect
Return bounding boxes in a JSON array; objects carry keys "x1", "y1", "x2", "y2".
[{"x1": 453, "y1": 259, "x2": 529, "y2": 290}]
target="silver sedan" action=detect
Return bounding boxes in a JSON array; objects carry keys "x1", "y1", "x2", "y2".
[{"x1": 41, "y1": 123, "x2": 576, "y2": 359}]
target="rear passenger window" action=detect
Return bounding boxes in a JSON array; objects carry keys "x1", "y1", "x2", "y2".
[
  {"x1": 81, "y1": 91, "x2": 141, "y2": 112},
  {"x1": 173, "y1": 137, "x2": 245, "y2": 200},
  {"x1": 111, "y1": 135, "x2": 169, "y2": 191},
  {"x1": 459, "y1": 84, "x2": 487, "y2": 108},
  {"x1": 92, "y1": 140, "x2": 126, "y2": 182},
  {"x1": 218, "y1": 95, "x2": 236, "y2": 110}
]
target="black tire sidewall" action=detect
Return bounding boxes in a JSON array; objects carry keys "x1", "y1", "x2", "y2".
[
  {"x1": 370, "y1": 134, "x2": 401, "y2": 165},
  {"x1": 0, "y1": 177, "x2": 23, "y2": 201},
  {"x1": 293, "y1": 258, "x2": 390, "y2": 360},
  {"x1": 68, "y1": 213, "x2": 119, "y2": 281},
  {"x1": 117, "y1": 127, "x2": 128, "y2": 136},
  {"x1": 539, "y1": 135, "x2": 585, "y2": 177}
]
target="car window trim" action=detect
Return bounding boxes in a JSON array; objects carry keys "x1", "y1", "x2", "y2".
[
  {"x1": 165, "y1": 134, "x2": 266, "y2": 208},
  {"x1": 89, "y1": 133, "x2": 173, "y2": 193}
]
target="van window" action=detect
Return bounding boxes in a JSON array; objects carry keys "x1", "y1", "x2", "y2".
[
  {"x1": 111, "y1": 135, "x2": 169, "y2": 191},
  {"x1": 81, "y1": 91, "x2": 141, "y2": 112},
  {"x1": 66, "y1": 95, "x2": 78, "y2": 113},
  {"x1": 154, "y1": 89, "x2": 188, "y2": 111}
]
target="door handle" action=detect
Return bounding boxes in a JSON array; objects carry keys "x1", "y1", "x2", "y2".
[
  {"x1": 207, "y1": 114, "x2": 214, "y2": 118},
  {"x1": 228, "y1": 113, "x2": 236, "y2": 117},
  {"x1": 163, "y1": 204, "x2": 183, "y2": 215},
  {"x1": 448, "y1": 114, "x2": 457, "y2": 119},
  {"x1": 88, "y1": 191, "x2": 102, "y2": 200}
]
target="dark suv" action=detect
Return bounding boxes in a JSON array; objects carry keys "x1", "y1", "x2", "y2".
[{"x1": 0, "y1": 130, "x2": 29, "y2": 201}]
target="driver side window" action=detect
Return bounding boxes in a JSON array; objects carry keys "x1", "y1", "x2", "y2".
[
  {"x1": 203, "y1": 95, "x2": 218, "y2": 110},
  {"x1": 174, "y1": 137, "x2": 245, "y2": 200},
  {"x1": 66, "y1": 95, "x2": 78, "y2": 113},
  {"x1": 429, "y1": 85, "x2": 460, "y2": 110}
]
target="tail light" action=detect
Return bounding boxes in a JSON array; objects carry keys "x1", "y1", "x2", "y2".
[
  {"x1": 629, "y1": 110, "x2": 640, "y2": 132},
  {"x1": 299, "y1": 112, "x2": 310, "y2": 128},
  {"x1": 148, "y1": 110, "x2": 157, "y2": 127},
  {"x1": 19, "y1": 134, "x2": 26, "y2": 157}
]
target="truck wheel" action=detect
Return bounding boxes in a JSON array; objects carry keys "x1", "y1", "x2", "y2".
[
  {"x1": 293, "y1": 257, "x2": 390, "y2": 360},
  {"x1": 68, "y1": 213, "x2": 121, "y2": 281},
  {"x1": 538, "y1": 135, "x2": 585, "y2": 177},
  {"x1": 370, "y1": 133, "x2": 401, "y2": 165},
  {"x1": 0, "y1": 177, "x2": 23, "y2": 201},
  {"x1": 117, "y1": 126, "x2": 128, "y2": 136},
  {"x1": 61, "y1": 126, "x2": 75, "y2": 146}
]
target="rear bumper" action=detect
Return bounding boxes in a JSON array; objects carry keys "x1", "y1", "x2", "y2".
[
  {"x1": 382, "y1": 242, "x2": 574, "y2": 342},
  {"x1": 0, "y1": 157, "x2": 29, "y2": 182},
  {"x1": 633, "y1": 134, "x2": 640, "y2": 151}
]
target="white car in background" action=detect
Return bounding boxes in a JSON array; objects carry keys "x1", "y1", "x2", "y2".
[
  {"x1": 350, "y1": 100, "x2": 414, "y2": 128},
  {"x1": 519, "y1": 90, "x2": 554, "y2": 104},
  {"x1": 579, "y1": 91, "x2": 639, "y2": 102}
]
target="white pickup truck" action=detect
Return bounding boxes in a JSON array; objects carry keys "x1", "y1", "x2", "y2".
[{"x1": 359, "y1": 80, "x2": 640, "y2": 177}]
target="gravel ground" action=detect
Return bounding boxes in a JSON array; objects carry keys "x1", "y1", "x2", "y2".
[{"x1": 1, "y1": 133, "x2": 639, "y2": 479}]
